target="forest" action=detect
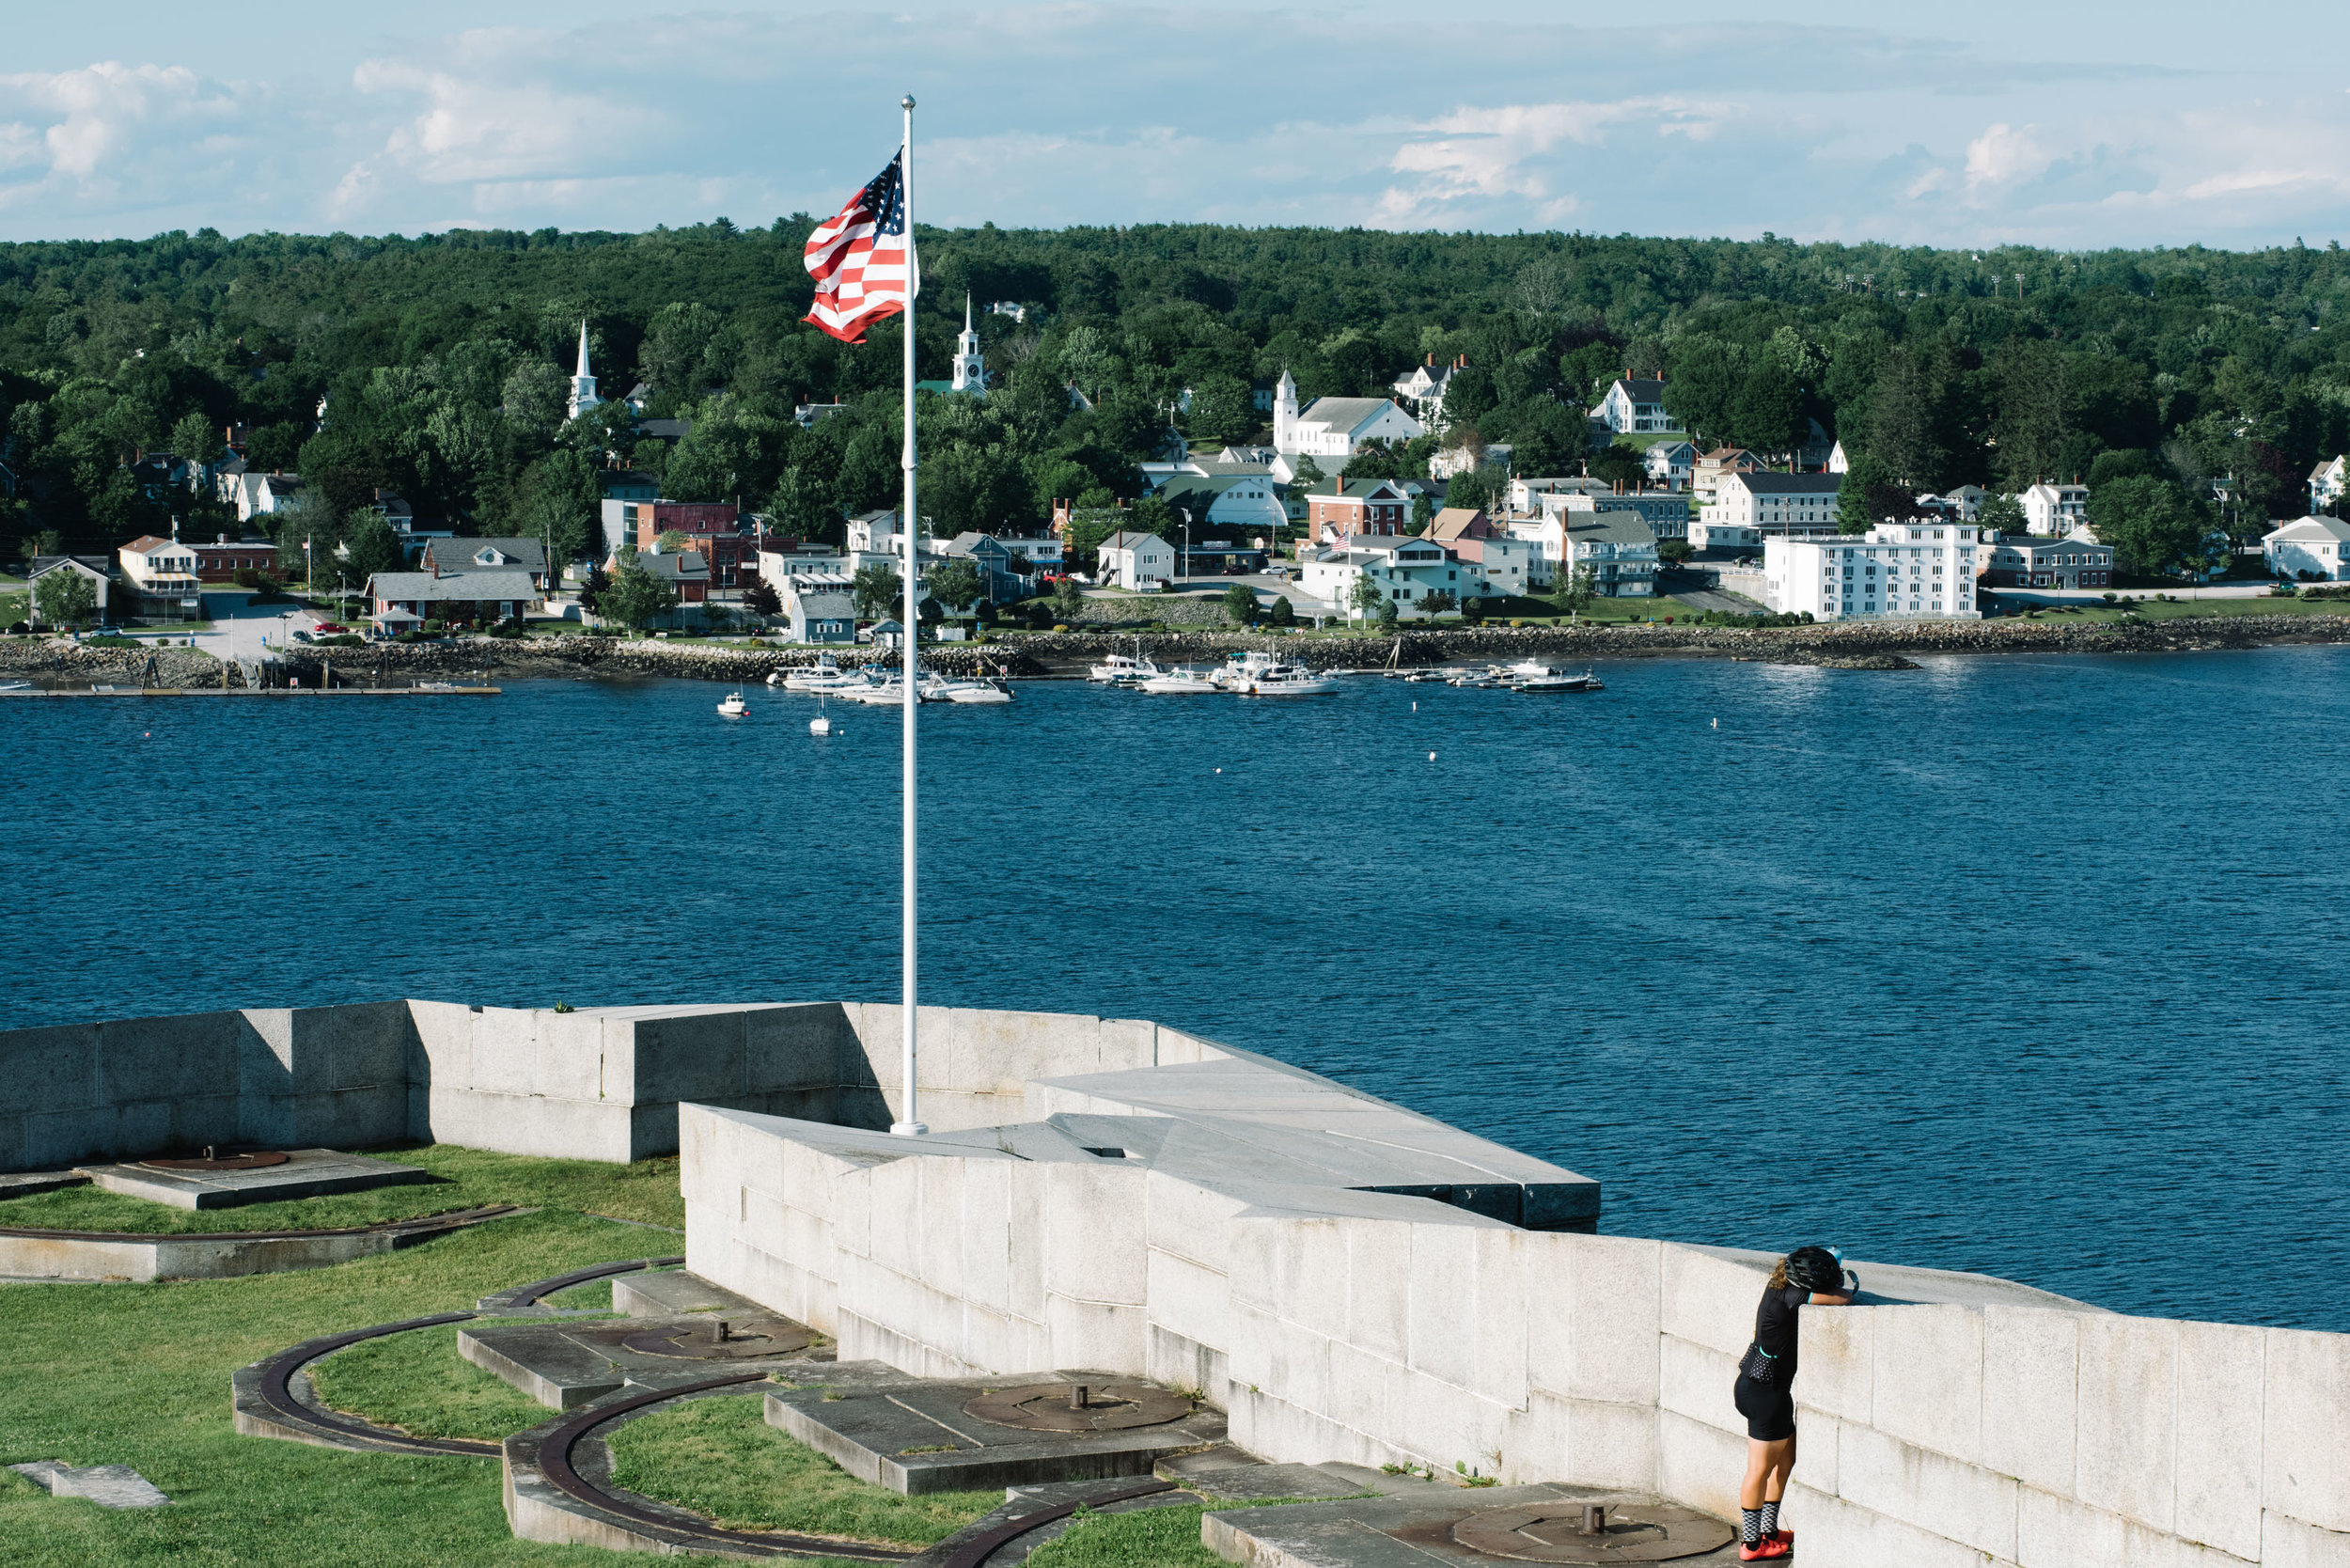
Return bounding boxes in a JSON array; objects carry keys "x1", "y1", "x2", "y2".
[{"x1": 3, "y1": 218, "x2": 2348, "y2": 578}]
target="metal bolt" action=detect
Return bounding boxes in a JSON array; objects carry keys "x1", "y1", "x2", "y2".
[
  {"x1": 1579, "y1": 1504, "x2": 1607, "y2": 1536},
  {"x1": 1069, "y1": 1385, "x2": 1088, "y2": 1411}
]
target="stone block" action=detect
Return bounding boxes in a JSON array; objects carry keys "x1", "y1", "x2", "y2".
[
  {"x1": 1098, "y1": 1017, "x2": 1156, "y2": 1074},
  {"x1": 1872, "y1": 1305, "x2": 1983, "y2": 1465},
  {"x1": 1042, "y1": 1163, "x2": 1147, "y2": 1307},
  {"x1": 2264, "y1": 1325, "x2": 2350, "y2": 1534},
  {"x1": 1143, "y1": 1168, "x2": 1239, "y2": 1274},
  {"x1": 1655, "y1": 1409, "x2": 1747, "y2": 1523},
  {"x1": 1785, "y1": 1482, "x2": 1997, "y2": 1568},
  {"x1": 1982, "y1": 1305, "x2": 2079, "y2": 1496},
  {"x1": 530, "y1": 1011, "x2": 606, "y2": 1104},
  {"x1": 740, "y1": 1003, "x2": 843, "y2": 1094},
  {"x1": 627, "y1": 1009, "x2": 748, "y2": 1104},
  {"x1": 1836, "y1": 1420, "x2": 2018, "y2": 1560},
  {"x1": 1379, "y1": 1361, "x2": 1493, "y2": 1473},
  {"x1": 1346, "y1": 1217, "x2": 1412, "y2": 1364},
  {"x1": 1657, "y1": 1244, "x2": 1766, "y2": 1356},
  {"x1": 463, "y1": 1007, "x2": 537, "y2": 1097},
  {"x1": 1465, "y1": 1229, "x2": 1529, "y2": 1408},
  {"x1": 1043, "y1": 1293, "x2": 1147, "y2": 1372},
  {"x1": 1797, "y1": 1297, "x2": 1872, "y2": 1423},
  {"x1": 1145, "y1": 1247, "x2": 1228, "y2": 1355},
  {"x1": 2172, "y1": 1320, "x2": 2264, "y2": 1559},
  {"x1": 1539, "y1": 1232, "x2": 1660, "y2": 1408},
  {"x1": 404, "y1": 1000, "x2": 473, "y2": 1086},
  {"x1": 2076, "y1": 1311, "x2": 2178, "y2": 1533},
  {"x1": 1406, "y1": 1222, "x2": 1479, "y2": 1388},
  {"x1": 1324, "y1": 1335, "x2": 1390, "y2": 1435},
  {"x1": 0, "y1": 1027, "x2": 101, "y2": 1131},
  {"x1": 2263, "y1": 1510, "x2": 2350, "y2": 1568},
  {"x1": 1560, "y1": 1395, "x2": 1660, "y2": 1494},
  {"x1": 236, "y1": 1010, "x2": 303, "y2": 1098},
  {"x1": 914, "y1": 1157, "x2": 966, "y2": 1297},
  {"x1": 327, "y1": 1002, "x2": 412, "y2": 1091},
  {"x1": 958, "y1": 1158, "x2": 1012, "y2": 1313},
  {"x1": 0, "y1": 1113, "x2": 24, "y2": 1171},
  {"x1": 1656, "y1": 1333, "x2": 1739, "y2": 1435},
  {"x1": 2018, "y1": 1485, "x2": 2250, "y2": 1568},
  {"x1": 98, "y1": 1011, "x2": 239, "y2": 1105},
  {"x1": 420, "y1": 1086, "x2": 633, "y2": 1162}
]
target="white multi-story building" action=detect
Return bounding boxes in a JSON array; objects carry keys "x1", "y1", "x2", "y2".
[
  {"x1": 1270, "y1": 369, "x2": 1423, "y2": 460},
  {"x1": 2309, "y1": 457, "x2": 2346, "y2": 514},
  {"x1": 1762, "y1": 520, "x2": 1983, "y2": 621},
  {"x1": 1097, "y1": 531, "x2": 1176, "y2": 591},
  {"x1": 2264, "y1": 516, "x2": 2350, "y2": 581},
  {"x1": 1391, "y1": 355, "x2": 1465, "y2": 429},
  {"x1": 1645, "y1": 439, "x2": 1696, "y2": 491},
  {"x1": 2017, "y1": 481, "x2": 2090, "y2": 537},
  {"x1": 1590, "y1": 377, "x2": 1679, "y2": 434},
  {"x1": 1705, "y1": 471, "x2": 1842, "y2": 531},
  {"x1": 1540, "y1": 490, "x2": 1691, "y2": 541},
  {"x1": 1295, "y1": 534, "x2": 1468, "y2": 620}
]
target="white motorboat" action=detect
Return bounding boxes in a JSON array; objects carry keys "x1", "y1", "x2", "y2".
[
  {"x1": 848, "y1": 679, "x2": 917, "y2": 705},
  {"x1": 783, "y1": 657, "x2": 872, "y2": 694},
  {"x1": 0, "y1": 680, "x2": 30, "y2": 694},
  {"x1": 717, "y1": 690, "x2": 751, "y2": 716},
  {"x1": 941, "y1": 680, "x2": 1012, "y2": 704},
  {"x1": 1138, "y1": 666, "x2": 1219, "y2": 694},
  {"x1": 1237, "y1": 663, "x2": 1335, "y2": 697},
  {"x1": 1088, "y1": 651, "x2": 1159, "y2": 685},
  {"x1": 1509, "y1": 664, "x2": 1602, "y2": 693}
]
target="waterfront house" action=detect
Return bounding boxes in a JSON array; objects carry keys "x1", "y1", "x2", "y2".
[
  {"x1": 1704, "y1": 471, "x2": 1842, "y2": 534},
  {"x1": 941, "y1": 533, "x2": 1041, "y2": 605},
  {"x1": 422, "y1": 538, "x2": 552, "y2": 590},
  {"x1": 1543, "y1": 489, "x2": 1693, "y2": 542},
  {"x1": 1559, "y1": 514, "x2": 1660, "y2": 598},
  {"x1": 2264, "y1": 515, "x2": 2350, "y2": 580},
  {"x1": 116, "y1": 537, "x2": 203, "y2": 620},
  {"x1": 1096, "y1": 531, "x2": 1176, "y2": 591},
  {"x1": 780, "y1": 573, "x2": 857, "y2": 643},
  {"x1": 1762, "y1": 520, "x2": 1983, "y2": 621},
  {"x1": 1152, "y1": 474, "x2": 1286, "y2": 539},
  {"x1": 187, "y1": 536, "x2": 285, "y2": 583},
  {"x1": 24, "y1": 555, "x2": 115, "y2": 626},
  {"x1": 365, "y1": 566, "x2": 539, "y2": 630},
  {"x1": 1978, "y1": 534, "x2": 2115, "y2": 590},
  {"x1": 2018, "y1": 481, "x2": 2091, "y2": 537},
  {"x1": 1295, "y1": 534, "x2": 1466, "y2": 619},
  {"x1": 630, "y1": 501, "x2": 749, "y2": 590},
  {"x1": 1304, "y1": 477, "x2": 1413, "y2": 545}
]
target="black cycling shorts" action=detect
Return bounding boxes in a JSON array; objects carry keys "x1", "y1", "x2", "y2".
[{"x1": 1733, "y1": 1374, "x2": 1795, "y2": 1441}]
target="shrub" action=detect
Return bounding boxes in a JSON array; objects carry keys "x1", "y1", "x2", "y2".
[{"x1": 1509, "y1": 619, "x2": 1526, "y2": 628}]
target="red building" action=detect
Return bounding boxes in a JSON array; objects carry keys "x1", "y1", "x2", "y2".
[
  {"x1": 1305, "y1": 477, "x2": 1412, "y2": 545},
  {"x1": 633, "y1": 501, "x2": 750, "y2": 588},
  {"x1": 188, "y1": 536, "x2": 285, "y2": 583}
]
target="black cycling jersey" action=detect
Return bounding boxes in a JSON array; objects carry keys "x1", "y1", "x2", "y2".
[{"x1": 1751, "y1": 1283, "x2": 1812, "y2": 1378}]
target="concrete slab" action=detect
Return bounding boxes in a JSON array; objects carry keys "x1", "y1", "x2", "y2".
[
  {"x1": 8, "y1": 1461, "x2": 172, "y2": 1508},
  {"x1": 1201, "y1": 1482, "x2": 1745, "y2": 1567},
  {"x1": 767, "y1": 1372, "x2": 1228, "y2": 1495},
  {"x1": 76, "y1": 1147, "x2": 431, "y2": 1210},
  {"x1": 0, "y1": 1170, "x2": 87, "y2": 1198},
  {"x1": 612, "y1": 1266, "x2": 771, "y2": 1319},
  {"x1": 460, "y1": 1311, "x2": 827, "y2": 1409}
]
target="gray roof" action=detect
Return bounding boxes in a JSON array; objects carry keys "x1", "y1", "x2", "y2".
[
  {"x1": 28, "y1": 555, "x2": 112, "y2": 577},
  {"x1": 426, "y1": 537, "x2": 548, "y2": 572},
  {"x1": 1187, "y1": 460, "x2": 1277, "y2": 478},
  {"x1": 2267, "y1": 515, "x2": 2350, "y2": 542},
  {"x1": 1731, "y1": 472, "x2": 1842, "y2": 495},
  {"x1": 1565, "y1": 514, "x2": 1660, "y2": 546},
  {"x1": 1606, "y1": 378, "x2": 1668, "y2": 404},
  {"x1": 367, "y1": 569, "x2": 540, "y2": 602},
  {"x1": 634, "y1": 552, "x2": 708, "y2": 581},
  {"x1": 1298, "y1": 397, "x2": 1404, "y2": 433},
  {"x1": 1101, "y1": 531, "x2": 1169, "y2": 551}
]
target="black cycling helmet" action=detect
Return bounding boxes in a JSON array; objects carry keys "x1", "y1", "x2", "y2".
[{"x1": 1784, "y1": 1246, "x2": 1842, "y2": 1293}]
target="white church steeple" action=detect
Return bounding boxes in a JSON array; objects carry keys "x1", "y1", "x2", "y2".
[
  {"x1": 1272, "y1": 367, "x2": 1300, "y2": 454},
  {"x1": 568, "y1": 319, "x2": 602, "y2": 421},
  {"x1": 950, "y1": 293, "x2": 987, "y2": 393}
]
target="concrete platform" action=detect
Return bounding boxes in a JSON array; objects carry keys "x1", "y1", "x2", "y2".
[
  {"x1": 77, "y1": 1147, "x2": 431, "y2": 1210},
  {"x1": 611, "y1": 1266, "x2": 765, "y2": 1319},
  {"x1": 1201, "y1": 1483, "x2": 1742, "y2": 1567},
  {"x1": 767, "y1": 1370, "x2": 1228, "y2": 1495},
  {"x1": 460, "y1": 1310, "x2": 827, "y2": 1409},
  {"x1": 0, "y1": 1202, "x2": 519, "y2": 1281},
  {"x1": 8, "y1": 1461, "x2": 171, "y2": 1509}
]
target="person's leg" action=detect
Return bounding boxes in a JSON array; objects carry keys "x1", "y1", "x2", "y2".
[
  {"x1": 1739, "y1": 1437, "x2": 1794, "y2": 1547},
  {"x1": 1760, "y1": 1433, "x2": 1797, "y2": 1543}
]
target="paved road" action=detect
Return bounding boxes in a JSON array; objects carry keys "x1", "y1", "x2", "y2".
[{"x1": 1668, "y1": 588, "x2": 1770, "y2": 614}]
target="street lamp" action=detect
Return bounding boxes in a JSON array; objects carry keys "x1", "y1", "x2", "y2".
[{"x1": 1175, "y1": 507, "x2": 1191, "y2": 584}]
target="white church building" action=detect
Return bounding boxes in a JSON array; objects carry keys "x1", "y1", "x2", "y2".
[
  {"x1": 1270, "y1": 369, "x2": 1422, "y2": 462},
  {"x1": 569, "y1": 319, "x2": 601, "y2": 422}
]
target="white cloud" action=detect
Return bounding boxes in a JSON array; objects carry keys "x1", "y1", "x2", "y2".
[{"x1": 1963, "y1": 123, "x2": 2053, "y2": 191}]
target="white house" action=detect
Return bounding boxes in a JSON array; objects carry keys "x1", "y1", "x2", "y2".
[
  {"x1": 1590, "y1": 377, "x2": 1679, "y2": 435},
  {"x1": 1270, "y1": 370, "x2": 1423, "y2": 460},
  {"x1": 117, "y1": 535, "x2": 203, "y2": 619},
  {"x1": 1540, "y1": 490, "x2": 1692, "y2": 541},
  {"x1": 2310, "y1": 457, "x2": 2346, "y2": 514},
  {"x1": 2017, "y1": 481, "x2": 2091, "y2": 537},
  {"x1": 228, "y1": 471, "x2": 303, "y2": 524},
  {"x1": 1154, "y1": 475, "x2": 1286, "y2": 538},
  {"x1": 1938, "y1": 485, "x2": 1987, "y2": 522},
  {"x1": 24, "y1": 555, "x2": 114, "y2": 626},
  {"x1": 1508, "y1": 476, "x2": 1609, "y2": 513},
  {"x1": 1762, "y1": 520, "x2": 1983, "y2": 621},
  {"x1": 1644, "y1": 439, "x2": 1696, "y2": 492},
  {"x1": 2264, "y1": 516, "x2": 2350, "y2": 581},
  {"x1": 1826, "y1": 440, "x2": 1850, "y2": 474},
  {"x1": 1692, "y1": 448, "x2": 1765, "y2": 507},
  {"x1": 1429, "y1": 440, "x2": 1511, "y2": 481},
  {"x1": 1097, "y1": 531, "x2": 1176, "y2": 591},
  {"x1": 1391, "y1": 355, "x2": 1465, "y2": 430},
  {"x1": 1687, "y1": 516, "x2": 1844, "y2": 552},
  {"x1": 1559, "y1": 514, "x2": 1659, "y2": 597},
  {"x1": 1295, "y1": 535, "x2": 1467, "y2": 621},
  {"x1": 1704, "y1": 471, "x2": 1843, "y2": 531}
]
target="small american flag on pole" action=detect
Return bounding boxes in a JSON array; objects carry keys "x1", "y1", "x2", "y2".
[{"x1": 802, "y1": 152, "x2": 915, "y2": 343}]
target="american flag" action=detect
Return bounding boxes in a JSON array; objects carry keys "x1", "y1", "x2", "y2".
[{"x1": 802, "y1": 152, "x2": 915, "y2": 344}]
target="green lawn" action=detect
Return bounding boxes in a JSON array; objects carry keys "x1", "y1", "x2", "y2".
[
  {"x1": 306, "y1": 1320, "x2": 568, "y2": 1442},
  {"x1": 1025, "y1": 1502, "x2": 1228, "y2": 1568},
  {"x1": 1988, "y1": 595, "x2": 2350, "y2": 625},
  {"x1": 0, "y1": 1145, "x2": 685, "y2": 1235},
  {"x1": 603, "y1": 1394, "x2": 1000, "y2": 1549},
  {"x1": 0, "y1": 1202, "x2": 682, "y2": 1567}
]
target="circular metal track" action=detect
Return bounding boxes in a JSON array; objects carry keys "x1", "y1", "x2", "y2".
[
  {"x1": 136, "y1": 1148, "x2": 290, "y2": 1171},
  {"x1": 619, "y1": 1317, "x2": 815, "y2": 1360},
  {"x1": 963, "y1": 1381, "x2": 1194, "y2": 1433},
  {"x1": 1452, "y1": 1502, "x2": 1735, "y2": 1563}
]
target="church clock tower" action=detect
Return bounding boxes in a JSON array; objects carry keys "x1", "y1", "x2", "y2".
[{"x1": 949, "y1": 295, "x2": 987, "y2": 392}]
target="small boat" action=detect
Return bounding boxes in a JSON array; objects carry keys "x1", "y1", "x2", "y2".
[
  {"x1": 1237, "y1": 663, "x2": 1336, "y2": 697},
  {"x1": 1088, "y1": 652, "x2": 1158, "y2": 686},
  {"x1": 1139, "y1": 666, "x2": 1219, "y2": 694},
  {"x1": 782, "y1": 656, "x2": 866, "y2": 692},
  {"x1": 942, "y1": 680, "x2": 1013, "y2": 704},
  {"x1": 1402, "y1": 669, "x2": 1447, "y2": 684},
  {"x1": 809, "y1": 713, "x2": 834, "y2": 734},
  {"x1": 1509, "y1": 665, "x2": 1601, "y2": 694},
  {"x1": 0, "y1": 680, "x2": 30, "y2": 694},
  {"x1": 717, "y1": 690, "x2": 751, "y2": 717}
]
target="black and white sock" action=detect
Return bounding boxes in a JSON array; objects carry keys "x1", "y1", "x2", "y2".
[
  {"x1": 1741, "y1": 1508, "x2": 1762, "y2": 1546},
  {"x1": 1760, "y1": 1500, "x2": 1780, "y2": 1539}
]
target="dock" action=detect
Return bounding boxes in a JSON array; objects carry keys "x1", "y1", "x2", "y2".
[{"x1": 6, "y1": 685, "x2": 500, "y2": 698}]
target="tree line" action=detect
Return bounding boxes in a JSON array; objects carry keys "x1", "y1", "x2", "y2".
[{"x1": 3, "y1": 221, "x2": 2347, "y2": 582}]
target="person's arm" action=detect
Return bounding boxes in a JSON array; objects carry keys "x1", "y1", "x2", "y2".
[{"x1": 1810, "y1": 1268, "x2": 1861, "y2": 1307}]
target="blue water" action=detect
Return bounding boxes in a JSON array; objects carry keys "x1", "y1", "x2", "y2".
[{"x1": 9, "y1": 651, "x2": 2349, "y2": 1331}]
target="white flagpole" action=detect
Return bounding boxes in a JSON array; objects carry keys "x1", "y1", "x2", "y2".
[{"x1": 892, "y1": 93, "x2": 927, "y2": 1137}]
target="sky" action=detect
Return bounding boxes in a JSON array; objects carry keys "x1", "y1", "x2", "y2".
[{"x1": 3, "y1": 1, "x2": 2346, "y2": 252}]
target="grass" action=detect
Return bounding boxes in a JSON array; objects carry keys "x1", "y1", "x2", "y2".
[
  {"x1": 0, "y1": 1202, "x2": 685, "y2": 1567},
  {"x1": 1024, "y1": 1502, "x2": 1229, "y2": 1568},
  {"x1": 0, "y1": 1145, "x2": 686, "y2": 1235},
  {"x1": 305, "y1": 1321, "x2": 569, "y2": 1441},
  {"x1": 602, "y1": 1393, "x2": 1000, "y2": 1547},
  {"x1": 1984, "y1": 595, "x2": 2350, "y2": 625}
]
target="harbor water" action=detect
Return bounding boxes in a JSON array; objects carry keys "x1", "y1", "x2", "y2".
[{"x1": 8, "y1": 647, "x2": 2348, "y2": 1330}]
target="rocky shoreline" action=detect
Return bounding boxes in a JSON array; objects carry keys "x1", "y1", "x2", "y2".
[{"x1": 4, "y1": 613, "x2": 2344, "y2": 687}]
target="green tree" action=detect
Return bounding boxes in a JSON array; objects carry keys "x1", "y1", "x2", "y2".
[
  {"x1": 341, "y1": 510, "x2": 403, "y2": 586},
  {"x1": 1731, "y1": 359, "x2": 1808, "y2": 456},
  {"x1": 1992, "y1": 337, "x2": 2070, "y2": 489},
  {"x1": 18, "y1": 527, "x2": 62, "y2": 568},
  {"x1": 1268, "y1": 595, "x2": 1295, "y2": 626},
  {"x1": 1978, "y1": 494, "x2": 2028, "y2": 538},
  {"x1": 168, "y1": 409, "x2": 217, "y2": 465},
  {"x1": 1418, "y1": 588, "x2": 1458, "y2": 615},
  {"x1": 1552, "y1": 561, "x2": 1598, "y2": 617},
  {"x1": 765, "y1": 466, "x2": 838, "y2": 542},
  {"x1": 1590, "y1": 442, "x2": 1646, "y2": 491},
  {"x1": 853, "y1": 563, "x2": 904, "y2": 620},
  {"x1": 1868, "y1": 345, "x2": 1948, "y2": 487},
  {"x1": 1657, "y1": 538, "x2": 1694, "y2": 565},
  {"x1": 1221, "y1": 582, "x2": 1258, "y2": 625},
  {"x1": 655, "y1": 529, "x2": 691, "y2": 552},
  {"x1": 1348, "y1": 570, "x2": 1386, "y2": 629},
  {"x1": 928, "y1": 557, "x2": 983, "y2": 615},
  {"x1": 1662, "y1": 338, "x2": 1746, "y2": 444},
  {"x1": 34, "y1": 569, "x2": 97, "y2": 629},
  {"x1": 1837, "y1": 451, "x2": 1895, "y2": 534},
  {"x1": 1410, "y1": 493, "x2": 1434, "y2": 532},
  {"x1": 2091, "y1": 476, "x2": 2207, "y2": 578},
  {"x1": 599, "y1": 557, "x2": 678, "y2": 632},
  {"x1": 1050, "y1": 574, "x2": 1085, "y2": 621}
]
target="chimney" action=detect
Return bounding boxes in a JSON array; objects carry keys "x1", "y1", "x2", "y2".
[
  {"x1": 1335, "y1": 476, "x2": 1344, "y2": 494},
  {"x1": 1426, "y1": 352, "x2": 1434, "y2": 366}
]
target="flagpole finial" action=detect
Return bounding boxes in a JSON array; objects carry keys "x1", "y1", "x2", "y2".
[{"x1": 902, "y1": 94, "x2": 916, "y2": 110}]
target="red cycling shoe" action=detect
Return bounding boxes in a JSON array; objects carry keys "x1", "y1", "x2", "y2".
[{"x1": 1738, "y1": 1537, "x2": 1791, "y2": 1561}]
